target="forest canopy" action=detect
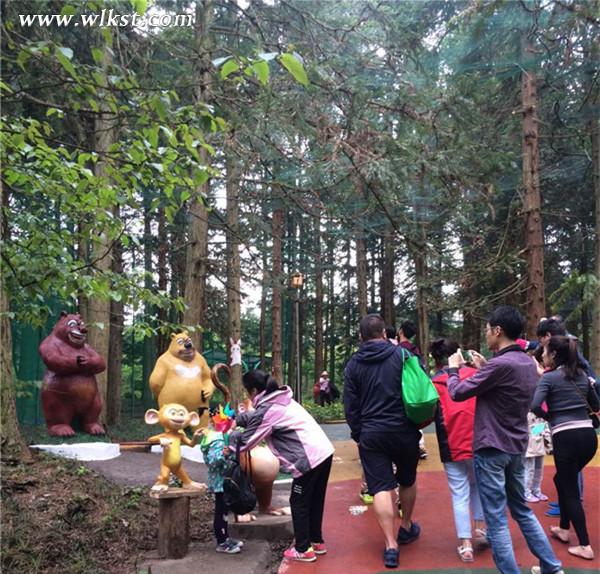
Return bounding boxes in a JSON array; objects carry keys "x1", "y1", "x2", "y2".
[{"x1": 1, "y1": 0, "x2": 599, "y2": 440}]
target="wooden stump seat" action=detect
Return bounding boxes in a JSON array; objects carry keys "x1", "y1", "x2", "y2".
[{"x1": 149, "y1": 488, "x2": 205, "y2": 559}]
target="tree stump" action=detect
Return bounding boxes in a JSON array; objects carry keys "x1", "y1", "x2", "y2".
[{"x1": 149, "y1": 488, "x2": 205, "y2": 559}]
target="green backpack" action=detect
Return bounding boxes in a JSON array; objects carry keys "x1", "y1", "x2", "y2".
[{"x1": 399, "y1": 348, "x2": 439, "y2": 426}]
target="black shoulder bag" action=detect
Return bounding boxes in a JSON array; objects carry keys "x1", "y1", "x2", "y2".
[
  {"x1": 222, "y1": 441, "x2": 257, "y2": 515},
  {"x1": 567, "y1": 377, "x2": 600, "y2": 429}
]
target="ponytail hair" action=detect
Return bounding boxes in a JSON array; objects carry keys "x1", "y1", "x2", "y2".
[
  {"x1": 429, "y1": 337, "x2": 459, "y2": 369},
  {"x1": 242, "y1": 369, "x2": 280, "y2": 396},
  {"x1": 546, "y1": 335, "x2": 582, "y2": 380}
]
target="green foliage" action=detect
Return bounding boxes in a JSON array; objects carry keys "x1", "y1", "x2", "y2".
[{"x1": 303, "y1": 401, "x2": 345, "y2": 423}]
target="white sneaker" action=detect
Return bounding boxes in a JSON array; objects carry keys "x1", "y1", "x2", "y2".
[{"x1": 531, "y1": 568, "x2": 564, "y2": 574}]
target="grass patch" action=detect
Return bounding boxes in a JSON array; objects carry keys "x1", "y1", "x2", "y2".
[
  {"x1": 22, "y1": 418, "x2": 161, "y2": 445},
  {"x1": 303, "y1": 401, "x2": 345, "y2": 423}
]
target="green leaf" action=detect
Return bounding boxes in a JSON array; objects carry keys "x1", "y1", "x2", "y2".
[
  {"x1": 91, "y1": 48, "x2": 104, "y2": 64},
  {"x1": 0, "y1": 80, "x2": 13, "y2": 93},
  {"x1": 213, "y1": 56, "x2": 231, "y2": 67},
  {"x1": 56, "y1": 47, "x2": 77, "y2": 78},
  {"x1": 257, "y1": 52, "x2": 279, "y2": 61},
  {"x1": 57, "y1": 46, "x2": 74, "y2": 60},
  {"x1": 220, "y1": 59, "x2": 239, "y2": 79},
  {"x1": 60, "y1": 5, "x2": 77, "y2": 16},
  {"x1": 253, "y1": 60, "x2": 270, "y2": 85},
  {"x1": 279, "y1": 53, "x2": 309, "y2": 86},
  {"x1": 16, "y1": 50, "x2": 30, "y2": 71},
  {"x1": 131, "y1": 0, "x2": 147, "y2": 15},
  {"x1": 148, "y1": 126, "x2": 159, "y2": 148}
]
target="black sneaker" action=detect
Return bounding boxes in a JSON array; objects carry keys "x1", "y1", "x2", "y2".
[
  {"x1": 383, "y1": 548, "x2": 399, "y2": 568},
  {"x1": 397, "y1": 521, "x2": 421, "y2": 545}
]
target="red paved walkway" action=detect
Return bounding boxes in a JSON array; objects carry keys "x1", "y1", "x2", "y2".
[{"x1": 278, "y1": 465, "x2": 600, "y2": 574}]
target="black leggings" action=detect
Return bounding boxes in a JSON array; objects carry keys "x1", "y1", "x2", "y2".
[
  {"x1": 214, "y1": 492, "x2": 229, "y2": 544},
  {"x1": 290, "y1": 455, "x2": 333, "y2": 552},
  {"x1": 552, "y1": 427, "x2": 597, "y2": 546}
]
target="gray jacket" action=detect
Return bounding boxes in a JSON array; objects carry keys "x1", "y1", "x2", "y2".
[{"x1": 531, "y1": 368, "x2": 599, "y2": 429}]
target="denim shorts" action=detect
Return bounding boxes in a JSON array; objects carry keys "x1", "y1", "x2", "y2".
[{"x1": 359, "y1": 431, "x2": 420, "y2": 494}]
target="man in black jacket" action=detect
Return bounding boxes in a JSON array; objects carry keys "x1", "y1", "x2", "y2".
[{"x1": 344, "y1": 314, "x2": 421, "y2": 569}]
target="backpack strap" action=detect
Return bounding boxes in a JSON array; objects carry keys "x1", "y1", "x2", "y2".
[
  {"x1": 235, "y1": 439, "x2": 253, "y2": 481},
  {"x1": 398, "y1": 346, "x2": 412, "y2": 362}
]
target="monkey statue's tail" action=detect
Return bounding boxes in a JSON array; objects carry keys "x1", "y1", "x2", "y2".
[{"x1": 211, "y1": 363, "x2": 232, "y2": 404}]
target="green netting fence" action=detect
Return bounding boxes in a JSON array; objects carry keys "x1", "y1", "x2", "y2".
[{"x1": 13, "y1": 318, "x2": 267, "y2": 427}]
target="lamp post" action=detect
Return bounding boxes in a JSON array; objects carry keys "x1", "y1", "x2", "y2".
[{"x1": 291, "y1": 272, "x2": 304, "y2": 404}]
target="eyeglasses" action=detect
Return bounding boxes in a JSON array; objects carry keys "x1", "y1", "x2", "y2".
[{"x1": 485, "y1": 325, "x2": 501, "y2": 335}]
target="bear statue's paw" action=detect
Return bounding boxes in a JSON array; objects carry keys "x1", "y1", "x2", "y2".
[
  {"x1": 48, "y1": 424, "x2": 76, "y2": 437},
  {"x1": 83, "y1": 423, "x2": 105, "y2": 435}
]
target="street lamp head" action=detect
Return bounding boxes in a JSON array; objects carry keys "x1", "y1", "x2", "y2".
[{"x1": 291, "y1": 272, "x2": 304, "y2": 289}]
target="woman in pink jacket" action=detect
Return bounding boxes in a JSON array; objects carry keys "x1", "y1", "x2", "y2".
[{"x1": 236, "y1": 370, "x2": 334, "y2": 563}]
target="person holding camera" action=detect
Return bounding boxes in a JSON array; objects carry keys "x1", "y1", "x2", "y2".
[{"x1": 447, "y1": 306, "x2": 562, "y2": 574}]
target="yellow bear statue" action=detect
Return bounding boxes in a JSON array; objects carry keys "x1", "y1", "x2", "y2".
[{"x1": 149, "y1": 332, "x2": 230, "y2": 426}]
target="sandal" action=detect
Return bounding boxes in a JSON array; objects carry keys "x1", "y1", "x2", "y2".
[
  {"x1": 549, "y1": 526, "x2": 570, "y2": 544},
  {"x1": 568, "y1": 545, "x2": 594, "y2": 560},
  {"x1": 457, "y1": 544, "x2": 474, "y2": 562}
]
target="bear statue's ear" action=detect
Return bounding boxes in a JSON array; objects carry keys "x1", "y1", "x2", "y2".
[
  {"x1": 144, "y1": 409, "x2": 160, "y2": 425},
  {"x1": 189, "y1": 411, "x2": 200, "y2": 427},
  {"x1": 171, "y1": 333, "x2": 176, "y2": 340},
  {"x1": 183, "y1": 330, "x2": 189, "y2": 336},
  {"x1": 60, "y1": 311, "x2": 68, "y2": 317}
]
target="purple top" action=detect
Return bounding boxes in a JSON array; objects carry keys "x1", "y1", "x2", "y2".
[{"x1": 447, "y1": 345, "x2": 538, "y2": 455}]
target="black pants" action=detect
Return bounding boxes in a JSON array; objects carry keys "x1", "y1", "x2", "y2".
[
  {"x1": 290, "y1": 455, "x2": 333, "y2": 552},
  {"x1": 214, "y1": 492, "x2": 229, "y2": 544},
  {"x1": 319, "y1": 391, "x2": 331, "y2": 406},
  {"x1": 553, "y1": 427, "x2": 597, "y2": 546}
]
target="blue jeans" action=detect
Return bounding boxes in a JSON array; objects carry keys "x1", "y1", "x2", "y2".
[
  {"x1": 444, "y1": 459, "x2": 484, "y2": 539},
  {"x1": 474, "y1": 448, "x2": 562, "y2": 574}
]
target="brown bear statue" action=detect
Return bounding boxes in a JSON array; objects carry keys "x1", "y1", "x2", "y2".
[{"x1": 39, "y1": 312, "x2": 106, "y2": 436}]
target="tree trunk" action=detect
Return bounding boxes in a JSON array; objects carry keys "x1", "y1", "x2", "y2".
[
  {"x1": 521, "y1": 35, "x2": 546, "y2": 337},
  {"x1": 381, "y1": 231, "x2": 395, "y2": 326},
  {"x1": 271, "y1": 205, "x2": 284, "y2": 381},
  {"x1": 106, "y1": 207, "x2": 123, "y2": 426},
  {"x1": 0, "y1": 180, "x2": 32, "y2": 461},
  {"x1": 84, "y1": 39, "x2": 116, "y2": 422},
  {"x1": 226, "y1": 146, "x2": 243, "y2": 403},
  {"x1": 370, "y1": 237, "x2": 378, "y2": 311},
  {"x1": 461, "y1": 222, "x2": 480, "y2": 351},
  {"x1": 156, "y1": 205, "x2": 168, "y2": 354},
  {"x1": 141, "y1": 190, "x2": 155, "y2": 409},
  {"x1": 356, "y1": 233, "x2": 368, "y2": 318},
  {"x1": 410, "y1": 165, "x2": 429, "y2": 357},
  {"x1": 591, "y1": 101, "x2": 600, "y2": 373},
  {"x1": 314, "y1": 212, "x2": 324, "y2": 383},
  {"x1": 183, "y1": 0, "x2": 213, "y2": 351}
]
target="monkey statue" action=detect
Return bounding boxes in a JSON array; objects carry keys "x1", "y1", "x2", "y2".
[{"x1": 145, "y1": 403, "x2": 207, "y2": 492}]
